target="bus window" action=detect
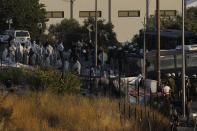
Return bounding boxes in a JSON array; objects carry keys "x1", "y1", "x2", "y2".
[
  {"x1": 176, "y1": 54, "x2": 182, "y2": 68},
  {"x1": 160, "y1": 55, "x2": 175, "y2": 69},
  {"x1": 146, "y1": 59, "x2": 155, "y2": 72},
  {"x1": 187, "y1": 53, "x2": 197, "y2": 67}
]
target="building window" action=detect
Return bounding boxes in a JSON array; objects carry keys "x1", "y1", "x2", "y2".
[
  {"x1": 79, "y1": 11, "x2": 102, "y2": 17},
  {"x1": 118, "y1": 10, "x2": 140, "y2": 17},
  {"x1": 156, "y1": 10, "x2": 177, "y2": 16},
  {"x1": 46, "y1": 11, "x2": 64, "y2": 18},
  {"x1": 164, "y1": 10, "x2": 177, "y2": 16}
]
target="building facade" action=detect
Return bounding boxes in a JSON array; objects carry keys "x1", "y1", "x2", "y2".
[{"x1": 40, "y1": 0, "x2": 182, "y2": 42}]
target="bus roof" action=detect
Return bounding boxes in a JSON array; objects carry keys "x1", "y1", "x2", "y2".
[
  {"x1": 146, "y1": 49, "x2": 197, "y2": 58},
  {"x1": 145, "y1": 29, "x2": 196, "y2": 38}
]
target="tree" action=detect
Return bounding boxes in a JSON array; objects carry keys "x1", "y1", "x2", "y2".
[
  {"x1": 81, "y1": 17, "x2": 118, "y2": 49},
  {"x1": 0, "y1": 0, "x2": 47, "y2": 40},
  {"x1": 131, "y1": 7, "x2": 197, "y2": 51},
  {"x1": 48, "y1": 18, "x2": 82, "y2": 48},
  {"x1": 147, "y1": 7, "x2": 197, "y2": 32},
  {"x1": 49, "y1": 17, "x2": 119, "y2": 50}
]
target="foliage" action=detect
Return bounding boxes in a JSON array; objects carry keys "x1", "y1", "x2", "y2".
[
  {"x1": 48, "y1": 18, "x2": 119, "y2": 49},
  {"x1": 48, "y1": 19, "x2": 82, "y2": 48},
  {"x1": 0, "y1": 67, "x2": 81, "y2": 94},
  {"x1": 81, "y1": 17, "x2": 119, "y2": 48},
  {"x1": 131, "y1": 7, "x2": 197, "y2": 50},
  {"x1": 0, "y1": 0, "x2": 47, "y2": 40},
  {"x1": 0, "y1": 92, "x2": 170, "y2": 130},
  {"x1": 147, "y1": 7, "x2": 197, "y2": 32}
]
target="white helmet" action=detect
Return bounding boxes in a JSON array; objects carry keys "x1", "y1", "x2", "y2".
[
  {"x1": 171, "y1": 73, "x2": 175, "y2": 77},
  {"x1": 166, "y1": 73, "x2": 171, "y2": 77},
  {"x1": 178, "y1": 72, "x2": 181, "y2": 77},
  {"x1": 192, "y1": 74, "x2": 197, "y2": 78}
]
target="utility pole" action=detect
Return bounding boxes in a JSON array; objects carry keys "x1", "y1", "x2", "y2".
[
  {"x1": 156, "y1": 0, "x2": 161, "y2": 87},
  {"x1": 143, "y1": 17, "x2": 146, "y2": 79},
  {"x1": 108, "y1": 0, "x2": 111, "y2": 23},
  {"x1": 146, "y1": 0, "x2": 149, "y2": 30},
  {"x1": 143, "y1": 17, "x2": 147, "y2": 107},
  {"x1": 70, "y1": 0, "x2": 74, "y2": 19},
  {"x1": 182, "y1": 0, "x2": 186, "y2": 118},
  {"x1": 144, "y1": 0, "x2": 149, "y2": 79},
  {"x1": 95, "y1": 0, "x2": 98, "y2": 68}
]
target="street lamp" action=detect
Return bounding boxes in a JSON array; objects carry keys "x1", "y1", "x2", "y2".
[
  {"x1": 95, "y1": 0, "x2": 98, "y2": 68},
  {"x1": 6, "y1": 18, "x2": 13, "y2": 30},
  {"x1": 182, "y1": 0, "x2": 186, "y2": 118},
  {"x1": 108, "y1": 0, "x2": 111, "y2": 23},
  {"x1": 87, "y1": 24, "x2": 93, "y2": 43},
  {"x1": 156, "y1": 0, "x2": 161, "y2": 90},
  {"x1": 37, "y1": 22, "x2": 43, "y2": 43},
  {"x1": 63, "y1": 0, "x2": 76, "y2": 19}
]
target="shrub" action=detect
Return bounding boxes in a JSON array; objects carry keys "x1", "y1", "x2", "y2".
[{"x1": 0, "y1": 67, "x2": 81, "y2": 94}]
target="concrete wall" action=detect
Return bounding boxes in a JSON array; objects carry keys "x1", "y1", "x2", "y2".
[{"x1": 40, "y1": 0, "x2": 182, "y2": 42}]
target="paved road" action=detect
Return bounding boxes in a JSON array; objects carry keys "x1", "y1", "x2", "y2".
[
  {"x1": 178, "y1": 101, "x2": 197, "y2": 131},
  {"x1": 191, "y1": 101, "x2": 197, "y2": 113},
  {"x1": 178, "y1": 127, "x2": 194, "y2": 131}
]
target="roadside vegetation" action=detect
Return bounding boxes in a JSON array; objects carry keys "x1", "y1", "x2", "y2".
[
  {"x1": 0, "y1": 67, "x2": 81, "y2": 94},
  {"x1": 0, "y1": 67, "x2": 170, "y2": 130},
  {"x1": 0, "y1": 92, "x2": 170, "y2": 131}
]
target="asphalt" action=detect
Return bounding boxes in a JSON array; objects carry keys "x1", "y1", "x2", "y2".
[
  {"x1": 177, "y1": 101, "x2": 197, "y2": 131},
  {"x1": 191, "y1": 101, "x2": 197, "y2": 113},
  {"x1": 177, "y1": 127, "x2": 194, "y2": 131}
]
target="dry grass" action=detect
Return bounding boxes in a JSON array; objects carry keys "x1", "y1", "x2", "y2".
[{"x1": 0, "y1": 92, "x2": 170, "y2": 131}]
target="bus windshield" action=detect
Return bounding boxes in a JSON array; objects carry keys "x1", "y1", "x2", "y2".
[{"x1": 141, "y1": 30, "x2": 197, "y2": 50}]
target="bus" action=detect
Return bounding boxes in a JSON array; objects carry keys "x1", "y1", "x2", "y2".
[
  {"x1": 139, "y1": 29, "x2": 197, "y2": 51},
  {"x1": 146, "y1": 50, "x2": 197, "y2": 79},
  {"x1": 124, "y1": 50, "x2": 197, "y2": 79}
]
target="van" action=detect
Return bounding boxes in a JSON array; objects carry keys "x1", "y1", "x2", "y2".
[{"x1": 5, "y1": 30, "x2": 31, "y2": 44}]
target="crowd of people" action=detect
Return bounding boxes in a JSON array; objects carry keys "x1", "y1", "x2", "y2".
[
  {"x1": 158, "y1": 72, "x2": 197, "y2": 127},
  {"x1": 161, "y1": 72, "x2": 197, "y2": 101},
  {"x1": 1, "y1": 39, "x2": 82, "y2": 75}
]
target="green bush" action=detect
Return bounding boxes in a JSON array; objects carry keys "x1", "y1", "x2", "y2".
[
  {"x1": 0, "y1": 67, "x2": 81, "y2": 94},
  {"x1": 55, "y1": 72, "x2": 81, "y2": 94}
]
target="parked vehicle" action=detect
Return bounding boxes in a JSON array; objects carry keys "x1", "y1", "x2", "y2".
[
  {"x1": 0, "y1": 32, "x2": 11, "y2": 44},
  {"x1": 4, "y1": 30, "x2": 31, "y2": 44},
  {"x1": 139, "y1": 29, "x2": 197, "y2": 51}
]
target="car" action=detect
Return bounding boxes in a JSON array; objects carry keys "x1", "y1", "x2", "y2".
[
  {"x1": 0, "y1": 33, "x2": 11, "y2": 44},
  {"x1": 4, "y1": 30, "x2": 31, "y2": 44}
]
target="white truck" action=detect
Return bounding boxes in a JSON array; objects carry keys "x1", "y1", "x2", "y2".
[{"x1": 4, "y1": 30, "x2": 31, "y2": 44}]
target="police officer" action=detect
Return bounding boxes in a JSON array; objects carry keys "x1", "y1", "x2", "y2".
[
  {"x1": 190, "y1": 74, "x2": 197, "y2": 100},
  {"x1": 167, "y1": 73, "x2": 176, "y2": 99}
]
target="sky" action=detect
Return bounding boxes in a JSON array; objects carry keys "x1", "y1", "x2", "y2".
[{"x1": 187, "y1": 0, "x2": 197, "y2": 7}]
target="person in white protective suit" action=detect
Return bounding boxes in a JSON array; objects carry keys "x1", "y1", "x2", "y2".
[
  {"x1": 46, "y1": 44, "x2": 53, "y2": 65},
  {"x1": 72, "y1": 58, "x2": 81, "y2": 75},
  {"x1": 57, "y1": 41, "x2": 64, "y2": 62},
  {"x1": 42, "y1": 42, "x2": 52, "y2": 67},
  {"x1": 2, "y1": 48, "x2": 8, "y2": 61},
  {"x1": 36, "y1": 44, "x2": 43, "y2": 65},
  {"x1": 8, "y1": 42, "x2": 16, "y2": 63},
  {"x1": 22, "y1": 45, "x2": 29, "y2": 65},
  {"x1": 31, "y1": 41, "x2": 39, "y2": 54},
  {"x1": 15, "y1": 42, "x2": 23, "y2": 63}
]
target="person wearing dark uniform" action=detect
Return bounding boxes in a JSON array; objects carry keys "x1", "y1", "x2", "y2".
[
  {"x1": 166, "y1": 73, "x2": 175, "y2": 99},
  {"x1": 186, "y1": 98, "x2": 192, "y2": 126},
  {"x1": 190, "y1": 74, "x2": 197, "y2": 100}
]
